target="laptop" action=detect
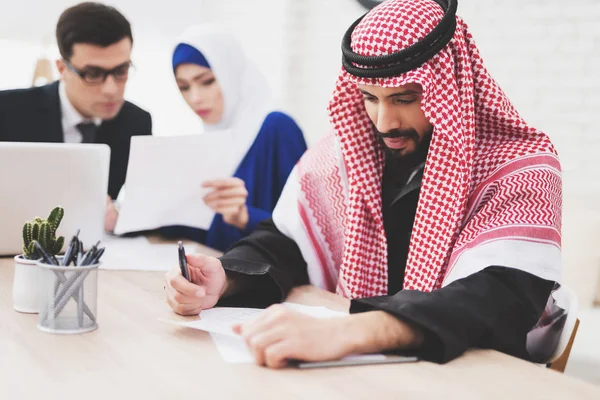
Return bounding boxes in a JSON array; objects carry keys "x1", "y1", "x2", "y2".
[{"x1": 0, "y1": 142, "x2": 110, "y2": 256}]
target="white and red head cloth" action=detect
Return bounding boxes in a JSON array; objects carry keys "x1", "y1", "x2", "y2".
[{"x1": 273, "y1": 0, "x2": 562, "y2": 299}]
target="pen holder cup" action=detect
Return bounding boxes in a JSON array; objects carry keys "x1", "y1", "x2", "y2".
[
  {"x1": 36, "y1": 261, "x2": 100, "y2": 334},
  {"x1": 12, "y1": 255, "x2": 43, "y2": 313}
]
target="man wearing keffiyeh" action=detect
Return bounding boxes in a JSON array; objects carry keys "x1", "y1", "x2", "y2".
[{"x1": 165, "y1": 0, "x2": 563, "y2": 368}]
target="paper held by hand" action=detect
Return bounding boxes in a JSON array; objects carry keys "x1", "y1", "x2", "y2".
[
  {"x1": 161, "y1": 303, "x2": 357, "y2": 364},
  {"x1": 114, "y1": 132, "x2": 235, "y2": 235}
]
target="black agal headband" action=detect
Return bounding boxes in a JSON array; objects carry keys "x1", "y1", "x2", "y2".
[{"x1": 342, "y1": 0, "x2": 458, "y2": 78}]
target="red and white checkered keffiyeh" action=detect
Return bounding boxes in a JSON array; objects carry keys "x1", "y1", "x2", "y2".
[{"x1": 273, "y1": 0, "x2": 562, "y2": 299}]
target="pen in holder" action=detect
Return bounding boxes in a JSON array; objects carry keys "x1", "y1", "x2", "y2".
[{"x1": 36, "y1": 260, "x2": 99, "y2": 334}]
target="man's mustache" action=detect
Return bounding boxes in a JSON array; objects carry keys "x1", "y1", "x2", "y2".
[{"x1": 375, "y1": 128, "x2": 419, "y2": 141}]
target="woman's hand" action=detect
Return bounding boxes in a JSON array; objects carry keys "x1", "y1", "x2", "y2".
[{"x1": 202, "y1": 178, "x2": 249, "y2": 229}]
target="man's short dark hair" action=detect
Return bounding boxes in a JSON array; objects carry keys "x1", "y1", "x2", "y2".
[{"x1": 56, "y1": 2, "x2": 133, "y2": 60}]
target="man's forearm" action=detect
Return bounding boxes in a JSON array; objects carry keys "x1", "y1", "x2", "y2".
[
  {"x1": 350, "y1": 267, "x2": 555, "y2": 363},
  {"x1": 344, "y1": 311, "x2": 424, "y2": 355}
]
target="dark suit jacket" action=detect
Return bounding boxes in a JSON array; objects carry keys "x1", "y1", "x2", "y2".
[{"x1": 0, "y1": 81, "x2": 152, "y2": 198}]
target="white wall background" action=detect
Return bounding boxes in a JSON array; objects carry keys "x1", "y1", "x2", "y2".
[{"x1": 1, "y1": 0, "x2": 599, "y2": 306}]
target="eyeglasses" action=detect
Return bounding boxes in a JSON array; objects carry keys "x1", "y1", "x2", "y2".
[{"x1": 64, "y1": 60, "x2": 134, "y2": 85}]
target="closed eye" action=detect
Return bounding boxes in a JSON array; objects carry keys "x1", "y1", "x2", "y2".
[{"x1": 393, "y1": 98, "x2": 416, "y2": 105}]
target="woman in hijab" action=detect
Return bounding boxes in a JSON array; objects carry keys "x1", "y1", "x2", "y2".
[{"x1": 162, "y1": 26, "x2": 307, "y2": 251}]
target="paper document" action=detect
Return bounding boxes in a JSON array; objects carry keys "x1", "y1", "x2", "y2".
[
  {"x1": 209, "y1": 332, "x2": 255, "y2": 363},
  {"x1": 179, "y1": 307, "x2": 263, "y2": 337},
  {"x1": 163, "y1": 303, "x2": 392, "y2": 364},
  {"x1": 114, "y1": 132, "x2": 235, "y2": 234},
  {"x1": 174, "y1": 303, "x2": 347, "y2": 337},
  {"x1": 99, "y1": 234, "x2": 196, "y2": 271}
]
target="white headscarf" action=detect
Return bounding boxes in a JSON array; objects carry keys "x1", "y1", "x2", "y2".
[{"x1": 175, "y1": 25, "x2": 274, "y2": 169}]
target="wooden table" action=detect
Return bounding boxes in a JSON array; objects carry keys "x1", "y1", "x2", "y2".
[{"x1": 2, "y1": 251, "x2": 600, "y2": 399}]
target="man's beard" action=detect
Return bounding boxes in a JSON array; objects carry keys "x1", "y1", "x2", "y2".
[{"x1": 375, "y1": 126, "x2": 433, "y2": 167}]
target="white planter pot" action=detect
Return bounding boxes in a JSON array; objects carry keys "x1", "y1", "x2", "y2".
[{"x1": 13, "y1": 255, "x2": 42, "y2": 313}]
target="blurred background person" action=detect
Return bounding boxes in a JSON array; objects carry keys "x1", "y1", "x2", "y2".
[
  {"x1": 160, "y1": 25, "x2": 307, "y2": 251},
  {"x1": 0, "y1": 2, "x2": 152, "y2": 232}
]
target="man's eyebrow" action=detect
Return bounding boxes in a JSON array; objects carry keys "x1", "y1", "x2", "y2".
[
  {"x1": 80, "y1": 61, "x2": 130, "y2": 70},
  {"x1": 359, "y1": 89, "x2": 420, "y2": 98}
]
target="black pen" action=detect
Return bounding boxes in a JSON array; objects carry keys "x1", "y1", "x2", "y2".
[
  {"x1": 178, "y1": 241, "x2": 189, "y2": 281},
  {"x1": 80, "y1": 241, "x2": 100, "y2": 266},
  {"x1": 61, "y1": 229, "x2": 81, "y2": 266},
  {"x1": 33, "y1": 240, "x2": 59, "y2": 265},
  {"x1": 77, "y1": 239, "x2": 84, "y2": 265},
  {"x1": 70, "y1": 237, "x2": 80, "y2": 265},
  {"x1": 90, "y1": 247, "x2": 105, "y2": 265}
]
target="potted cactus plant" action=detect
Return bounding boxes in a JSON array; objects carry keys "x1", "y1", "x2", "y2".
[{"x1": 13, "y1": 206, "x2": 65, "y2": 313}]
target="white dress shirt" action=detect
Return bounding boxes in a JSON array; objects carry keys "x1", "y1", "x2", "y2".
[{"x1": 58, "y1": 81, "x2": 101, "y2": 143}]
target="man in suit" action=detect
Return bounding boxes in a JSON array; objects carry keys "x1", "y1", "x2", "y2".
[{"x1": 0, "y1": 2, "x2": 152, "y2": 232}]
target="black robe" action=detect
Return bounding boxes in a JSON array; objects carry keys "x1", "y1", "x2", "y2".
[{"x1": 217, "y1": 158, "x2": 555, "y2": 363}]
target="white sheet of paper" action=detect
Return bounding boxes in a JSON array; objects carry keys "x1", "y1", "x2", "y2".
[
  {"x1": 209, "y1": 333, "x2": 255, "y2": 363},
  {"x1": 180, "y1": 307, "x2": 263, "y2": 337},
  {"x1": 174, "y1": 303, "x2": 347, "y2": 337},
  {"x1": 99, "y1": 234, "x2": 196, "y2": 271},
  {"x1": 163, "y1": 303, "x2": 386, "y2": 364},
  {"x1": 114, "y1": 132, "x2": 235, "y2": 234}
]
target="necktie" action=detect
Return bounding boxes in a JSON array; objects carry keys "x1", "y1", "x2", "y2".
[{"x1": 76, "y1": 122, "x2": 98, "y2": 143}]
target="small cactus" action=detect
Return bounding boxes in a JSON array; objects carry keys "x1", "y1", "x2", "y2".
[
  {"x1": 47, "y1": 207, "x2": 64, "y2": 231},
  {"x1": 22, "y1": 206, "x2": 65, "y2": 259}
]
